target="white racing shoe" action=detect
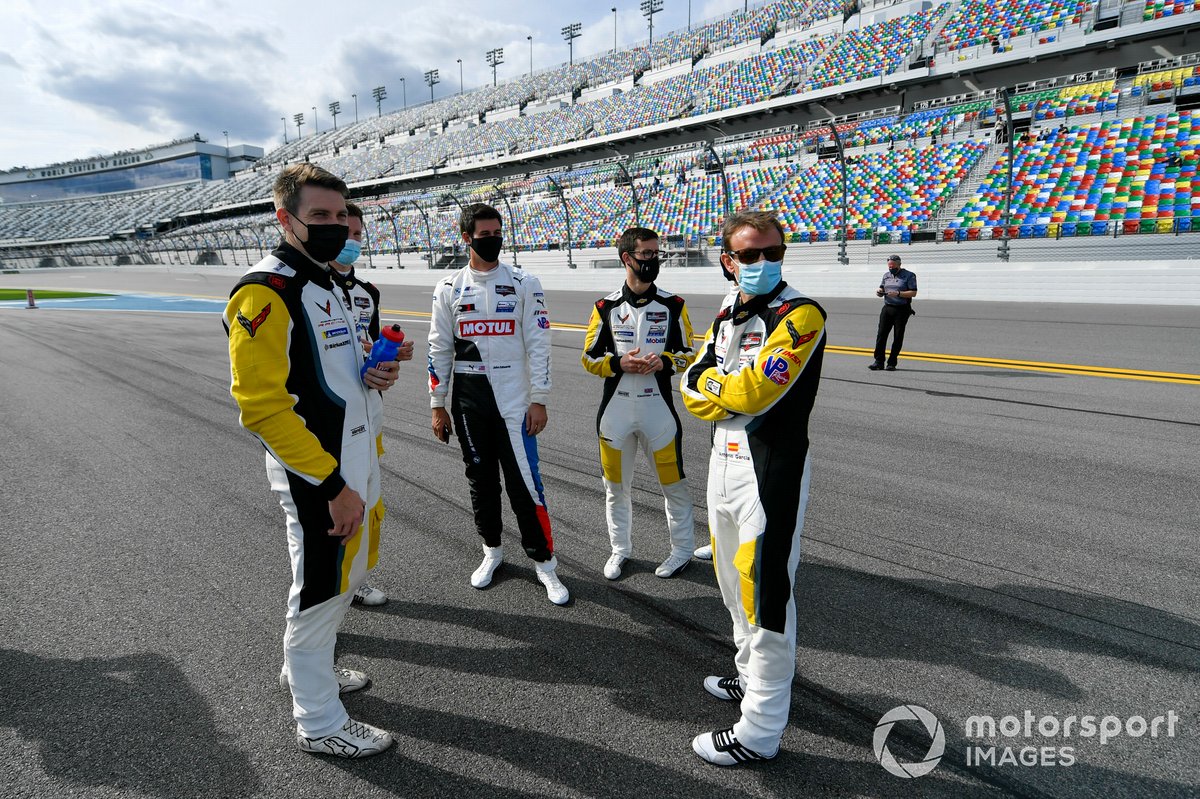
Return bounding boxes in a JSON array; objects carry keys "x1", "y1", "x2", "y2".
[
  {"x1": 279, "y1": 666, "x2": 371, "y2": 695},
  {"x1": 694, "y1": 545, "x2": 713, "y2": 561},
  {"x1": 535, "y1": 556, "x2": 570, "y2": 605},
  {"x1": 297, "y1": 718, "x2": 394, "y2": 759},
  {"x1": 692, "y1": 728, "x2": 778, "y2": 767},
  {"x1": 703, "y1": 675, "x2": 744, "y2": 701},
  {"x1": 471, "y1": 545, "x2": 504, "y2": 589},
  {"x1": 603, "y1": 553, "x2": 627, "y2": 580},
  {"x1": 352, "y1": 583, "x2": 388, "y2": 606},
  {"x1": 655, "y1": 550, "x2": 692, "y2": 578}
]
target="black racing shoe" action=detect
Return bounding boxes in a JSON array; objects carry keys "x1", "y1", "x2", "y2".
[
  {"x1": 692, "y1": 727, "x2": 778, "y2": 767},
  {"x1": 885, "y1": 363, "x2": 897, "y2": 371},
  {"x1": 868, "y1": 361, "x2": 884, "y2": 371}
]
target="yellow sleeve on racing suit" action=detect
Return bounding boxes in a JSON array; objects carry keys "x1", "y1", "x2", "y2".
[
  {"x1": 683, "y1": 303, "x2": 825, "y2": 420},
  {"x1": 226, "y1": 283, "x2": 339, "y2": 486},
  {"x1": 581, "y1": 303, "x2": 619, "y2": 378},
  {"x1": 664, "y1": 301, "x2": 696, "y2": 375}
]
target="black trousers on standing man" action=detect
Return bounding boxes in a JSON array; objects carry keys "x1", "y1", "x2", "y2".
[{"x1": 874, "y1": 304, "x2": 913, "y2": 366}]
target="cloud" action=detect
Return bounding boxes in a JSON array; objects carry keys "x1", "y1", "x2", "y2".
[
  {"x1": 48, "y1": 68, "x2": 278, "y2": 143},
  {"x1": 0, "y1": 52, "x2": 17, "y2": 70}
]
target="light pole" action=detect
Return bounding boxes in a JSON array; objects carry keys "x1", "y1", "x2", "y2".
[
  {"x1": 827, "y1": 120, "x2": 850, "y2": 265},
  {"x1": 641, "y1": 0, "x2": 662, "y2": 45},
  {"x1": 457, "y1": 58, "x2": 463, "y2": 94},
  {"x1": 527, "y1": 35, "x2": 533, "y2": 77},
  {"x1": 352, "y1": 93, "x2": 358, "y2": 123},
  {"x1": 688, "y1": 0, "x2": 692, "y2": 31},
  {"x1": 312, "y1": 106, "x2": 318, "y2": 134},
  {"x1": 998, "y1": 87, "x2": 1015, "y2": 262},
  {"x1": 486, "y1": 48, "x2": 503, "y2": 87},
  {"x1": 222, "y1": 130, "x2": 228, "y2": 148},
  {"x1": 281, "y1": 116, "x2": 288, "y2": 144},
  {"x1": 293, "y1": 112, "x2": 304, "y2": 141},
  {"x1": 425, "y1": 69, "x2": 440, "y2": 101},
  {"x1": 562, "y1": 23, "x2": 581, "y2": 65},
  {"x1": 372, "y1": 85, "x2": 387, "y2": 117},
  {"x1": 399, "y1": 77, "x2": 406, "y2": 108},
  {"x1": 612, "y1": 7, "x2": 618, "y2": 52},
  {"x1": 328, "y1": 100, "x2": 341, "y2": 130}
]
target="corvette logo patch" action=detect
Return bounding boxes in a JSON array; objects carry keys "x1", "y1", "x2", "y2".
[
  {"x1": 236, "y1": 304, "x2": 271, "y2": 338},
  {"x1": 786, "y1": 319, "x2": 816, "y2": 349}
]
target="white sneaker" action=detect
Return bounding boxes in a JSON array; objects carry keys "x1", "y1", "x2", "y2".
[
  {"x1": 692, "y1": 728, "x2": 778, "y2": 767},
  {"x1": 297, "y1": 718, "x2": 394, "y2": 759},
  {"x1": 471, "y1": 545, "x2": 504, "y2": 588},
  {"x1": 603, "y1": 553, "x2": 627, "y2": 580},
  {"x1": 279, "y1": 666, "x2": 371, "y2": 695},
  {"x1": 655, "y1": 550, "x2": 692, "y2": 578},
  {"x1": 352, "y1": 583, "x2": 388, "y2": 606},
  {"x1": 535, "y1": 557, "x2": 570, "y2": 605},
  {"x1": 694, "y1": 545, "x2": 713, "y2": 561}
]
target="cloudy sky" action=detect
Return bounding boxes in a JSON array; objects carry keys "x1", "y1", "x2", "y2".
[{"x1": 0, "y1": 0, "x2": 745, "y2": 171}]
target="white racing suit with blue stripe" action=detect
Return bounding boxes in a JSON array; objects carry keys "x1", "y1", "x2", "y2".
[{"x1": 427, "y1": 262, "x2": 555, "y2": 561}]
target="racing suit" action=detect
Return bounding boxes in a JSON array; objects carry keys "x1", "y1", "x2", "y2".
[
  {"x1": 680, "y1": 281, "x2": 826, "y2": 755},
  {"x1": 225, "y1": 242, "x2": 382, "y2": 739},
  {"x1": 428, "y1": 262, "x2": 554, "y2": 561},
  {"x1": 331, "y1": 266, "x2": 385, "y2": 571},
  {"x1": 581, "y1": 283, "x2": 696, "y2": 559}
]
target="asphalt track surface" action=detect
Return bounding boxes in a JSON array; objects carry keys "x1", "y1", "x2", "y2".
[{"x1": 0, "y1": 270, "x2": 1197, "y2": 799}]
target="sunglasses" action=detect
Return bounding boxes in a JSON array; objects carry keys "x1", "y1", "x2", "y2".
[{"x1": 724, "y1": 244, "x2": 787, "y2": 264}]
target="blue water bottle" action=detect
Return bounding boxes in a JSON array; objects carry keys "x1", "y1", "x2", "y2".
[{"x1": 361, "y1": 324, "x2": 405, "y2": 378}]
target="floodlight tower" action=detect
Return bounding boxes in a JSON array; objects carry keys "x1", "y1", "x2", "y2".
[
  {"x1": 486, "y1": 48, "x2": 504, "y2": 87},
  {"x1": 562, "y1": 23, "x2": 581, "y2": 65},
  {"x1": 425, "y1": 69, "x2": 440, "y2": 102},
  {"x1": 328, "y1": 100, "x2": 341, "y2": 130},
  {"x1": 293, "y1": 112, "x2": 304, "y2": 140},
  {"x1": 641, "y1": 0, "x2": 663, "y2": 45},
  {"x1": 372, "y1": 85, "x2": 387, "y2": 117}
]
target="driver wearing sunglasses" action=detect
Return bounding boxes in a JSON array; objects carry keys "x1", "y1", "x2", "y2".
[{"x1": 680, "y1": 211, "x2": 827, "y2": 768}]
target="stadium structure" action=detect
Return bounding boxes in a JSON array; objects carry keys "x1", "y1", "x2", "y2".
[{"x1": 2, "y1": 0, "x2": 1200, "y2": 301}]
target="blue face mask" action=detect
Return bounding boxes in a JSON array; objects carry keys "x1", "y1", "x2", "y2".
[
  {"x1": 737, "y1": 259, "x2": 783, "y2": 296},
  {"x1": 335, "y1": 239, "x2": 362, "y2": 266}
]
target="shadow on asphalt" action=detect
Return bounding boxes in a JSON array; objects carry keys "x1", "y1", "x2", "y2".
[
  {"x1": 0, "y1": 649, "x2": 258, "y2": 797},
  {"x1": 337, "y1": 558, "x2": 1200, "y2": 797},
  {"x1": 329, "y1": 693, "x2": 990, "y2": 799}
]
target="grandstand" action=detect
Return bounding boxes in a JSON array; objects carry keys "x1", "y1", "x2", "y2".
[{"x1": 3, "y1": 0, "x2": 1200, "y2": 286}]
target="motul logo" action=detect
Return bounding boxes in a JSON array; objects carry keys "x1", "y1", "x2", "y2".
[{"x1": 459, "y1": 319, "x2": 515, "y2": 336}]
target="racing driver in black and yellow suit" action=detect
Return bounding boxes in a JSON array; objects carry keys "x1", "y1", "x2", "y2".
[
  {"x1": 681, "y1": 211, "x2": 826, "y2": 768},
  {"x1": 225, "y1": 164, "x2": 411, "y2": 760}
]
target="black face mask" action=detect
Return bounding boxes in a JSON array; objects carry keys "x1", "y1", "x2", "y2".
[
  {"x1": 888, "y1": 266, "x2": 901, "y2": 274},
  {"x1": 290, "y1": 214, "x2": 348, "y2": 264},
  {"x1": 469, "y1": 235, "x2": 504, "y2": 263},
  {"x1": 627, "y1": 254, "x2": 660, "y2": 283}
]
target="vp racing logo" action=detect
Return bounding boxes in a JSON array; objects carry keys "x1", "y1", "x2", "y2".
[{"x1": 874, "y1": 705, "x2": 945, "y2": 778}]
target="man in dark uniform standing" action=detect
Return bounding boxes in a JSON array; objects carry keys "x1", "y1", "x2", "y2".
[{"x1": 869, "y1": 254, "x2": 918, "y2": 371}]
